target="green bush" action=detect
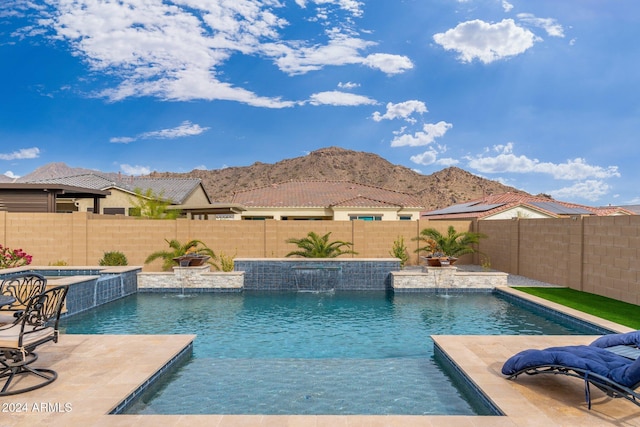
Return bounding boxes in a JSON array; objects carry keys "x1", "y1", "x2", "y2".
[
  {"x1": 218, "y1": 251, "x2": 235, "y2": 272},
  {"x1": 389, "y1": 236, "x2": 409, "y2": 268},
  {"x1": 99, "y1": 251, "x2": 128, "y2": 266}
]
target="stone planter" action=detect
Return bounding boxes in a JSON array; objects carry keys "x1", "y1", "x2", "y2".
[
  {"x1": 172, "y1": 255, "x2": 210, "y2": 267},
  {"x1": 424, "y1": 256, "x2": 458, "y2": 267}
]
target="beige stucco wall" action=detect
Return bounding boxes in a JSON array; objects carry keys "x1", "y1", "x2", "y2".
[
  {"x1": 74, "y1": 185, "x2": 210, "y2": 215},
  {"x1": 484, "y1": 206, "x2": 552, "y2": 220},
  {"x1": 235, "y1": 206, "x2": 422, "y2": 221}
]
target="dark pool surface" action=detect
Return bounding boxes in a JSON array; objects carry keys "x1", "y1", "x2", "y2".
[{"x1": 60, "y1": 291, "x2": 597, "y2": 415}]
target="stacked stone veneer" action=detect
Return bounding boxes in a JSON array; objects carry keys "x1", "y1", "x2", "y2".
[
  {"x1": 137, "y1": 265, "x2": 243, "y2": 292},
  {"x1": 391, "y1": 267, "x2": 508, "y2": 292}
]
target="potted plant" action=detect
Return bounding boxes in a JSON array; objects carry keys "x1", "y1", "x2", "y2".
[
  {"x1": 145, "y1": 239, "x2": 218, "y2": 270},
  {"x1": 413, "y1": 226, "x2": 486, "y2": 267}
]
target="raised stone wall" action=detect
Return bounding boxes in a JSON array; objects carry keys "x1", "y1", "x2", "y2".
[
  {"x1": 137, "y1": 265, "x2": 244, "y2": 291},
  {"x1": 391, "y1": 267, "x2": 507, "y2": 292}
]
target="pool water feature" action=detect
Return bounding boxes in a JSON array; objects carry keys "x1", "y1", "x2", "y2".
[
  {"x1": 60, "y1": 291, "x2": 603, "y2": 416},
  {"x1": 292, "y1": 265, "x2": 341, "y2": 292}
]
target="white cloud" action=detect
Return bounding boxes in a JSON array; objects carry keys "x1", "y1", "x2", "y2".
[
  {"x1": 273, "y1": 29, "x2": 412, "y2": 78},
  {"x1": 0, "y1": 147, "x2": 40, "y2": 160},
  {"x1": 363, "y1": 53, "x2": 414, "y2": 75},
  {"x1": 193, "y1": 165, "x2": 207, "y2": 170},
  {"x1": 433, "y1": 19, "x2": 538, "y2": 64},
  {"x1": 338, "y1": 81, "x2": 359, "y2": 89},
  {"x1": 120, "y1": 164, "x2": 151, "y2": 176},
  {"x1": 110, "y1": 137, "x2": 136, "y2": 144},
  {"x1": 3, "y1": 171, "x2": 19, "y2": 179},
  {"x1": 16, "y1": 1, "x2": 405, "y2": 106},
  {"x1": 295, "y1": 0, "x2": 364, "y2": 18},
  {"x1": 372, "y1": 100, "x2": 427, "y2": 123},
  {"x1": 140, "y1": 121, "x2": 209, "y2": 139},
  {"x1": 390, "y1": 121, "x2": 453, "y2": 147},
  {"x1": 308, "y1": 90, "x2": 377, "y2": 106},
  {"x1": 435, "y1": 157, "x2": 460, "y2": 167},
  {"x1": 517, "y1": 13, "x2": 565, "y2": 37},
  {"x1": 110, "y1": 121, "x2": 209, "y2": 143},
  {"x1": 410, "y1": 149, "x2": 438, "y2": 166},
  {"x1": 548, "y1": 180, "x2": 610, "y2": 202},
  {"x1": 467, "y1": 143, "x2": 620, "y2": 180},
  {"x1": 502, "y1": 1, "x2": 514, "y2": 12}
]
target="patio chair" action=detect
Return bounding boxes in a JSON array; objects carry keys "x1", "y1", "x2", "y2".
[
  {"x1": 0, "y1": 273, "x2": 48, "y2": 325},
  {"x1": 0, "y1": 285, "x2": 69, "y2": 396},
  {"x1": 502, "y1": 330, "x2": 640, "y2": 409}
]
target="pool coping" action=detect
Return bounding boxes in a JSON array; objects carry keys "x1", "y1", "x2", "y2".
[{"x1": 2, "y1": 286, "x2": 639, "y2": 426}]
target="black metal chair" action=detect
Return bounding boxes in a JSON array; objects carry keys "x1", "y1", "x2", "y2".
[
  {"x1": 0, "y1": 273, "x2": 47, "y2": 325},
  {"x1": 0, "y1": 285, "x2": 69, "y2": 396}
]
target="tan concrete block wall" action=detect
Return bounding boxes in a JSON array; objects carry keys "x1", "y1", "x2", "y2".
[
  {"x1": 477, "y1": 220, "x2": 515, "y2": 273},
  {"x1": 517, "y1": 218, "x2": 573, "y2": 287},
  {"x1": 2, "y1": 212, "x2": 639, "y2": 305},
  {"x1": 582, "y1": 215, "x2": 640, "y2": 305}
]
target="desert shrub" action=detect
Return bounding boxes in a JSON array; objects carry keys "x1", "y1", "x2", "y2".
[
  {"x1": 99, "y1": 251, "x2": 128, "y2": 266},
  {"x1": 218, "y1": 251, "x2": 235, "y2": 272},
  {"x1": 389, "y1": 236, "x2": 409, "y2": 268}
]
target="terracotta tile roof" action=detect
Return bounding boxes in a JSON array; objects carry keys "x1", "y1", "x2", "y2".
[
  {"x1": 29, "y1": 173, "x2": 207, "y2": 204},
  {"x1": 231, "y1": 181, "x2": 423, "y2": 209},
  {"x1": 422, "y1": 192, "x2": 635, "y2": 219}
]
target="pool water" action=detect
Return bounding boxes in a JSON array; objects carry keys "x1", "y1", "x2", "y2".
[{"x1": 60, "y1": 291, "x2": 597, "y2": 415}]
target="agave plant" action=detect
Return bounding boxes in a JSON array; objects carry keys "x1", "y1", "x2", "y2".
[
  {"x1": 413, "y1": 225, "x2": 486, "y2": 258},
  {"x1": 285, "y1": 231, "x2": 357, "y2": 258},
  {"x1": 144, "y1": 239, "x2": 218, "y2": 271}
]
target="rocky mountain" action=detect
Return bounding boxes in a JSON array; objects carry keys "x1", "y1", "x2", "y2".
[
  {"x1": 17, "y1": 147, "x2": 527, "y2": 210},
  {"x1": 150, "y1": 147, "x2": 526, "y2": 210},
  {"x1": 17, "y1": 162, "x2": 119, "y2": 182}
]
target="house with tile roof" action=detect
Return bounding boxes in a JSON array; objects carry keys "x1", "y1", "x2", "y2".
[
  {"x1": 230, "y1": 181, "x2": 423, "y2": 220},
  {"x1": 28, "y1": 173, "x2": 213, "y2": 216},
  {"x1": 421, "y1": 192, "x2": 635, "y2": 220}
]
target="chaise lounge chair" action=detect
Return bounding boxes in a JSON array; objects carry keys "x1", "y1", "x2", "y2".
[{"x1": 501, "y1": 330, "x2": 640, "y2": 409}]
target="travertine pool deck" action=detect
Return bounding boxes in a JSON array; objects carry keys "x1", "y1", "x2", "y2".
[{"x1": 2, "y1": 287, "x2": 639, "y2": 426}]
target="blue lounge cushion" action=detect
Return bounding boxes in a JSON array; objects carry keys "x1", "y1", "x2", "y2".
[
  {"x1": 502, "y1": 331, "x2": 640, "y2": 389},
  {"x1": 590, "y1": 330, "x2": 640, "y2": 349}
]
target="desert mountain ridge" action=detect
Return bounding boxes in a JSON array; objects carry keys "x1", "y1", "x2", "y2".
[{"x1": 13, "y1": 147, "x2": 530, "y2": 210}]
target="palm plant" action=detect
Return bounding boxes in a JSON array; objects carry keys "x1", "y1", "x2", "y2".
[
  {"x1": 413, "y1": 225, "x2": 486, "y2": 258},
  {"x1": 285, "y1": 231, "x2": 357, "y2": 258},
  {"x1": 144, "y1": 239, "x2": 219, "y2": 271}
]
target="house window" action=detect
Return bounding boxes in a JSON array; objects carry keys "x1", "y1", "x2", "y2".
[
  {"x1": 399, "y1": 215, "x2": 412, "y2": 220},
  {"x1": 349, "y1": 215, "x2": 382, "y2": 221},
  {"x1": 242, "y1": 216, "x2": 273, "y2": 220},
  {"x1": 103, "y1": 207, "x2": 126, "y2": 215}
]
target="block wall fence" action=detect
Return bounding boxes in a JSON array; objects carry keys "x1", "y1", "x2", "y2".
[{"x1": 1, "y1": 212, "x2": 639, "y2": 304}]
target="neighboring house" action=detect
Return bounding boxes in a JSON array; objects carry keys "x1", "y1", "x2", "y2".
[
  {"x1": 0, "y1": 183, "x2": 110, "y2": 213},
  {"x1": 230, "y1": 181, "x2": 423, "y2": 220},
  {"x1": 28, "y1": 174, "x2": 212, "y2": 216},
  {"x1": 421, "y1": 192, "x2": 635, "y2": 220}
]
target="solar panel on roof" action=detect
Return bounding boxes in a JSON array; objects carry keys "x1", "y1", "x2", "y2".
[
  {"x1": 528, "y1": 201, "x2": 593, "y2": 215},
  {"x1": 425, "y1": 202, "x2": 506, "y2": 215}
]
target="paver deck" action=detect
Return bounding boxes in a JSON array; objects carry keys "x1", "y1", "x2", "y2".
[{"x1": 2, "y1": 287, "x2": 639, "y2": 426}]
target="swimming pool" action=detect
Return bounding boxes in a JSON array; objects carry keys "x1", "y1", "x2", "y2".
[{"x1": 60, "y1": 290, "x2": 602, "y2": 415}]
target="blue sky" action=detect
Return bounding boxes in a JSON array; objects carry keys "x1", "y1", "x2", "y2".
[{"x1": 1, "y1": 0, "x2": 638, "y2": 206}]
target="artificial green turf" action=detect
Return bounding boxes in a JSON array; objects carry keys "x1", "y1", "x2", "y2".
[{"x1": 514, "y1": 287, "x2": 640, "y2": 330}]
